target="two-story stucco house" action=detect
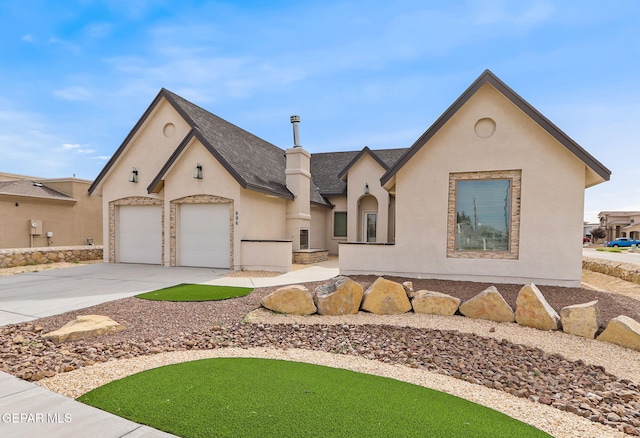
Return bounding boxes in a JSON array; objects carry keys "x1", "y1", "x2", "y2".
[{"x1": 89, "y1": 70, "x2": 610, "y2": 286}]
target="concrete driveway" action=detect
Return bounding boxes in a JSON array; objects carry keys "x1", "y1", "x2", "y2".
[{"x1": 0, "y1": 263, "x2": 228, "y2": 326}]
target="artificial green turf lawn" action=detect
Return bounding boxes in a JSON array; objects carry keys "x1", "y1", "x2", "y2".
[
  {"x1": 78, "y1": 358, "x2": 551, "y2": 438},
  {"x1": 135, "y1": 284, "x2": 253, "y2": 302}
]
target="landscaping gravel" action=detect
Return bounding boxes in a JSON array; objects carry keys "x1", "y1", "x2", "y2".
[{"x1": 1, "y1": 276, "x2": 640, "y2": 437}]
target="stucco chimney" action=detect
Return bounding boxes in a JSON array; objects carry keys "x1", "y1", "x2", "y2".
[
  {"x1": 290, "y1": 115, "x2": 301, "y2": 147},
  {"x1": 285, "y1": 115, "x2": 311, "y2": 250}
]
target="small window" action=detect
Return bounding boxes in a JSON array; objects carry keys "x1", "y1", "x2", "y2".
[
  {"x1": 300, "y1": 229, "x2": 309, "y2": 250},
  {"x1": 333, "y1": 212, "x2": 347, "y2": 238},
  {"x1": 447, "y1": 170, "x2": 521, "y2": 260}
]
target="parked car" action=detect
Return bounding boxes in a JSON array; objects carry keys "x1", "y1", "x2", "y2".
[{"x1": 606, "y1": 237, "x2": 640, "y2": 247}]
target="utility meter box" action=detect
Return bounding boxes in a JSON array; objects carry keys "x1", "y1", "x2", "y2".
[{"x1": 29, "y1": 219, "x2": 43, "y2": 236}]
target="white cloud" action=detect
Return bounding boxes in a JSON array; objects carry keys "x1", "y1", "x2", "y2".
[
  {"x1": 62, "y1": 143, "x2": 81, "y2": 149},
  {"x1": 471, "y1": 0, "x2": 555, "y2": 26},
  {"x1": 53, "y1": 87, "x2": 94, "y2": 101},
  {"x1": 85, "y1": 23, "x2": 113, "y2": 39},
  {"x1": 21, "y1": 34, "x2": 34, "y2": 42}
]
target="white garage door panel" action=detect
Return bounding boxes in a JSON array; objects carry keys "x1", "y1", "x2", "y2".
[
  {"x1": 118, "y1": 206, "x2": 162, "y2": 264},
  {"x1": 179, "y1": 204, "x2": 230, "y2": 268}
]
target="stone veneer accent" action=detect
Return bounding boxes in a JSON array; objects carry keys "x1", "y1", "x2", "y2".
[
  {"x1": 109, "y1": 197, "x2": 163, "y2": 264},
  {"x1": 447, "y1": 170, "x2": 521, "y2": 260},
  {"x1": 0, "y1": 246, "x2": 103, "y2": 269},
  {"x1": 169, "y1": 195, "x2": 234, "y2": 267},
  {"x1": 293, "y1": 249, "x2": 329, "y2": 264}
]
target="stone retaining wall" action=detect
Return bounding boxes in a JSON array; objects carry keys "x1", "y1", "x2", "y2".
[
  {"x1": 0, "y1": 246, "x2": 103, "y2": 269},
  {"x1": 583, "y1": 257, "x2": 640, "y2": 285}
]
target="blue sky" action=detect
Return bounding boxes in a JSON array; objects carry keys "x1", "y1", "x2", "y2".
[{"x1": 1, "y1": 1, "x2": 638, "y2": 222}]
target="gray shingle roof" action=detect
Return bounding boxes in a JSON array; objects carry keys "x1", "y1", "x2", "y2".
[
  {"x1": 311, "y1": 148, "x2": 408, "y2": 196},
  {"x1": 90, "y1": 88, "x2": 407, "y2": 207},
  {"x1": 0, "y1": 180, "x2": 75, "y2": 201},
  {"x1": 163, "y1": 90, "x2": 292, "y2": 199}
]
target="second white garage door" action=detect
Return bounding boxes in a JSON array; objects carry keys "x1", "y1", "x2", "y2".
[{"x1": 178, "y1": 203, "x2": 230, "y2": 268}]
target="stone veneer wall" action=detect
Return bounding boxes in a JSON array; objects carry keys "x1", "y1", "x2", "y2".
[
  {"x1": 583, "y1": 257, "x2": 640, "y2": 284},
  {"x1": 293, "y1": 249, "x2": 329, "y2": 264},
  {"x1": 0, "y1": 246, "x2": 103, "y2": 269}
]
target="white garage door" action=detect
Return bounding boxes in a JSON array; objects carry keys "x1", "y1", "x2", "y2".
[
  {"x1": 118, "y1": 205, "x2": 162, "y2": 264},
  {"x1": 179, "y1": 203, "x2": 230, "y2": 268}
]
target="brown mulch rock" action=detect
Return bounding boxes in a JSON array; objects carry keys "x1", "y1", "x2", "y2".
[{"x1": 1, "y1": 275, "x2": 640, "y2": 434}]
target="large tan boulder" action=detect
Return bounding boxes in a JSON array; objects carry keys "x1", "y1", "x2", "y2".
[
  {"x1": 597, "y1": 316, "x2": 640, "y2": 351},
  {"x1": 261, "y1": 285, "x2": 317, "y2": 315},
  {"x1": 560, "y1": 301, "x2": 600, "y2": 339},
  {"x1": 459, "y1": 286, "x2": 515, "y2": 322},
  {"x1": 515, "y1": 284, "x2": 560, "y2": 330},
  {"x1": 42, "y1": 315, "x2": 124, "y2": 344},
  {"x1": 361, "y1": 277, "x2": 412, "y2": 315},
  {"x1": 314, "y1": 276, "x2": 364, "y2": 315},
  {"x1": 412, "y1": 291, "x2": 460, "y2": 316}
]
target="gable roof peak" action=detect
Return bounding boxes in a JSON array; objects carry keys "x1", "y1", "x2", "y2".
[{"x1": 380, "y1": 69, "x2": 611, "y2": 187}]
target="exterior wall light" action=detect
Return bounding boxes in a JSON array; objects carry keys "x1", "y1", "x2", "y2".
[
  {"x1": 364, "y1": 183, "x2": 369, "y2": 195},
  {"x1": 194, "y1": 163, "x2": 203, "y2": 179},
  {"x1": 129, "y1": 168, "x2": 138, "y2": 183}
]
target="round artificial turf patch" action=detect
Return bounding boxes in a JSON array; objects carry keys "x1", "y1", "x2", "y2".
[
  {"x1": 78, "y1": 358, "x2": 551, "y2": 438},
  {"x1": 135, "y1": 283, "x2": 253, "y2": 302}
]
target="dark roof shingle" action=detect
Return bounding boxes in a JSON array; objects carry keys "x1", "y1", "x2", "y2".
[{"x1": 0, "y1": 180, "x2": 75, "y2": 201}]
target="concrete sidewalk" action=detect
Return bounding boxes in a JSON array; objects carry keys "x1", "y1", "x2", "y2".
[
  {"x1": 0, "y1": 372, "x2": 177, "y2": 437},
  {"x1": 205, "y1": 257, "x2": 339, "y2": 288},
  {"x1": 0, "y1": 260, "x2": 339, "y2": 438}
]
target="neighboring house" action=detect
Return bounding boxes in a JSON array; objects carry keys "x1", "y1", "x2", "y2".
[
  {"x1": 583, "y1": 222, "x2": 599, "y2": 240},
  {"x1": 89, "y1": 70, "x2": 610, "y2": 286},
  {"x1": 0, "y1": 172, "x2": 103, "y2": 248},
  {"x1": 598, "y1": 211, "x2": 640, "y2": 241}
]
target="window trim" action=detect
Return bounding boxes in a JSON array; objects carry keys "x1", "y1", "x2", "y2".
[{"x1": 447, "y1": 170, "x2": 521, "y2": 260}]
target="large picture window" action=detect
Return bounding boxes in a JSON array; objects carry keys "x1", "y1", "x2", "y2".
[
  {"x1": 456, "y1": 179, "x2": 510, "y2": 251},
  {"x1": 333, "y1": 211, "x2": 347, "y2": 238},
  {"x1": 447, "y1": 170, "x2": 521, "y2": 259}
]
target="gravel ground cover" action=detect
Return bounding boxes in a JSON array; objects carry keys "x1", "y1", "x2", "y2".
[{"x1": 1, "y1": 267, "x2": 640, "y2": 437}]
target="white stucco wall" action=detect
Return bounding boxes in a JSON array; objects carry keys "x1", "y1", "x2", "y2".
[
  {"x1": 310, "y1": 205, "x2": 329, "y2": 250},
  {"x1": 346, "y1": 154, "x2": 389, "y2": 243},
  {"x1": 99, "y1": 99, "x2": 192, "y2": 262},
  {"x1": 340, "y1": 83, "x2": 590, "y2": 286}
]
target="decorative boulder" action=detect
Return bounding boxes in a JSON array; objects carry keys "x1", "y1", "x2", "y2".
[
  {"x1": 459, "y1": 286, "x2": 515, "y2": 322},
  {"x1": 42, "y1": 315, "x2": 124, "y2": 344},
  {"x1": 515, "y1": 284, "x2": 560, "y2": 330},
  {"x1": 314, "y1": 276, "x2": 364, "y2": 315},
  {"x1": 412, "y1": 291, "x2": 461, "y2": 316},
  {"x1": 261, "y1": 285, "x2": 317, "y2": 315},
  {"x1": 361, "y1": 277, "x2": 412, "y2": 315},
  {"x1": 402, "y1": 281, "x2": 415, "y2": 299},
  {"x1": 560, "y1": 301, "x2": 600, "y2": 339},
  {"x1": 597, "y1": 316, "x2": 640, "y2": 351}
]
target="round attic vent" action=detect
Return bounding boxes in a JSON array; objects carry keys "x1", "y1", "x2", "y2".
[
  {"x1": 163, "y1": 123, "x2": 176, "y2": 138},
  {"x1": 474, "y1": 117, "x2": 496, "y2": 138}
]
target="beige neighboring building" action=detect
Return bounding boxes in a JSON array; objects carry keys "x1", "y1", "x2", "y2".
[
  {"x1": 89, "y1": 70, "x2": 610, "y2": 286},
  {"x1": 0, "y1": 172, "x2": 103, "y2": 248},
  {"x1": 598, "y1": 211, "x2": 640, "y2": 241}
]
